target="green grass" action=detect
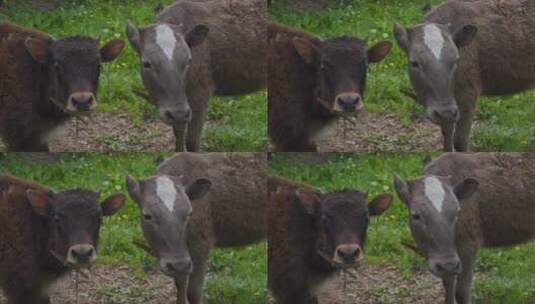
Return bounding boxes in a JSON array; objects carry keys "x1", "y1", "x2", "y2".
[
  {"x1": 0, "y1": 153, "x2": 267, "y2": 303},
  {"x1": 0, "y1": 0, "x2": 266, "y2": 152},
  {"x1": 270, "y1": 0, "x2": 535, "y2": 151},
  {"x1": 269, "y1": 153, "x2": 535, "y2": 304}
]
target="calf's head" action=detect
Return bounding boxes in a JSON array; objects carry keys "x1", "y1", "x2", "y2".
[
  {"x1": 126, "y1": 22, "x2": 209, "y2": 125},
  {"x1": 291, "y1": 187, "x2": 392, "y2": 268},
  {"x1": 26, "y1": 188, "x2": 125, "y2": 267},
  {"x1": 24, "y1": 36, "x2": 124, "y2": 113},
  {"x1": 393, "y1": 175, "x2": 478, "y2": 277},
  {"x1": 126, "y1": 175, "x2": 211, "y2": 277},
  {"x1": 394, "y1": 22, "x2": 477, "y2": 125},
  {"x1": 292, "y1": 36, "x2": 391, "y2": 114}
]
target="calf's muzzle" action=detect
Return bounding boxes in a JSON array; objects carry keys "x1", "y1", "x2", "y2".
[
  {"x1": 67, "y1": 92, "x2": 97, "y2": 112},
  {"x1": 160, "y1": 257, "x2": 193, "y2": 277},
  {"x1": 66, "y1": 244, "x2": 97, "y2": 266},
  {"x1": 334, "y1": 92, "x2": 364, "y2": 112}
]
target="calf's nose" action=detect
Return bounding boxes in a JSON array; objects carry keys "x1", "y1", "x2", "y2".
[
  {"x1": 430, "y1": 107, "x2": 459, "y2": 123},
  {"x1": 431, "y1": 258, "x2": 462, "y2": 276},
  {"x1": 335, "y1": 93, "x2": 363, "y2": 111},
  {"x1": 161, "y1": 108, "x2": 192, "y2": 125},
  {"x1": 160, "y1": 258, "x2": 193, "y2": 277},
  {"x1": 67, "y1": 244, "x2": 96, "y2": 265},
  {"x1": 69, "y1": 92, "x2": 96, "y2": 111},
  {"x1": 335, "y1": 244, "x2": 361, "y2": 263}
]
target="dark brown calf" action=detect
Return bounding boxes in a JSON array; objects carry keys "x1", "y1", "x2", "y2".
[
  {"x1": 268, "y1": 176, "x2": 392, "y2": 303},
  {"x1": 0, "y1": 22, "x2": 124, "y2": 151},
  {"x1": 0, "y1": 175, "x2": 125, "y2": 304},
  {"x1": 268, "y1": 22, "x2": 391, "y2": 152}
]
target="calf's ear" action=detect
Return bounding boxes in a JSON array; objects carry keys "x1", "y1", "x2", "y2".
[
  {"x1": 125, "y1": 175, "x2": 142, "y2": 205},
  {"x1": 186, "y1": 178, "x2": 211, "y2": 201},
  {"x1": 126, "y1": 21, "x2": 141, "y2": 53},
  {"x1": 25, "y1": 38, "x2": 51, "y2": 64},
  {"x1": 452, "y1": 24, "x2": 477, "y2": 48},
  {"x1": 368, "y1": 193, "x2": 393, "y2": 216},
  {"x1": 101, "y1": 194, "x2": 126, "y2": 216},
  {"x1": 393, "y1": 175, "x2": 410, "y2": 205},
  {"x1": 453, "y1": 178, "x2": 478, "y2": 201},
  {"x1": 292, "y1": 188, "x2": 320, "y2": 215},
  {"x1": 186, "y1": 25, "x2": 209, "y2": 48},
  {"x1": 368, "y1": 40, "x2": 392, "y2": 63},
  {"x1": 292, "y1": 37, "x2": 318, "y2": 65},
  {"x1": 26, "y1": 189, "x2": 52, "y2": 216},
  {"x1": 100, "y1": 39, "x2": 125, "y2": 62},
  {"x1": 393, "y1": 23, "x2": 409, "y2": 53}
]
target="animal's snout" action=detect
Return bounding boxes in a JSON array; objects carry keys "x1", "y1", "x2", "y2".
[
  {"x1": 430, "y1": 257, "x2": 462, "y2": 277},
  {"x1": 429, "y1": 106, "x2": 459, "y2": 124},
  {"x1": 160, "y1": 108, "x2": 192, "y2": 125},
  {"x1": 334, "y1": 244, "x2": 362, "y2": 264},
  {"x1": 160, "y1": 257, "x2": 193, "y2": 277},
  {"x1": 66, "y1": 244, "x2": 97, "y2": 265},
  {"x1": 335, "y1": 93, "x2": 363, "y2": 112},
  {"x1": 68, "y1": 92, "x2": 97, "y2": 112}
]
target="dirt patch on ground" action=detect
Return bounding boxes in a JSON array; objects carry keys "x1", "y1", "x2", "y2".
[
  {"x1": 316, "y1": 112, "x2": 442, "y2": 152},
  {"x1": 268, "y1": 263, "x2": 443, "y2": 304},
  {"x1": 0, "y1": 263, "x2": 443, "y2": 304},
  {"x1": 271, "y1": 0, "x2": 335, "y2": 10},
  {"x1": 0, "y1": 110, "x2": 441, "y2": 152},
  {"x1": 0, "y1": 264, "x2": 177, "y2": 304},
  {"x1": 268, "y1": 111, "x2": 442, "y2": 152},
  {"x1": 0, "y1": 111, "x2": 177, "y2": 152}
]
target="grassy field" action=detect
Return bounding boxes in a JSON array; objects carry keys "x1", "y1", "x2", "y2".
[
  {"x1": 269, "y1": 153, "x2": 535, "y2": 304},
  {"x1": 0, "y1": 153, "x2": 267, "y2": 304},
  {"x1": 270, "y1": 0, "x2": 535, "y2": 152},
  {"x1": 0, "y1": 0, "x2": 266, "y2": 152}
]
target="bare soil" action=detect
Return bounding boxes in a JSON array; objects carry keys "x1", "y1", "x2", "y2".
[
  {"x1": 316, "y1": 112, "x2": 442, "y2": 152},
  {"x1": 268, "y1": 111, "x2": 442, "y2": 152},
  {"x1": 268, "y1": 264, "x2": 444, "y2": 304},
  {"x1": 0, "y1": 110, "x2": 441, "y2": 153},
  {"x1": 0, "y1": 263, "x2": 445, "y2": 304},
  {"x1": 0, "y1": 111, "x2": 176, "y2": 152}
]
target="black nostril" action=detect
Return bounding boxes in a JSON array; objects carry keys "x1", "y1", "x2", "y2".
[
  {"x1": 166, "y1": 262, "x2": 176, "y2": 273},
  {"x1": 165, "y1": 110, "x2": 176, "y2": 122},
  {"x1": 338, "y1": 96, "x2": 357, "y2": 106}
]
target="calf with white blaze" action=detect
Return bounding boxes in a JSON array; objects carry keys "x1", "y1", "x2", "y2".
[
  {"x1": 394, "y1": 0, "x2": 535, "y2": 151},
  {"x1": 0, "y1": 175, "x2": 125, "y2": 304},
  {"x1": 126, "y1": 152, "x2": 267, "y2": 304},
  {"x1": 126, "y1": 0, "x2": 266, "y2": 152},
  {"x1": 394, "y1": 152, "x2": 535, "y2": 304}
]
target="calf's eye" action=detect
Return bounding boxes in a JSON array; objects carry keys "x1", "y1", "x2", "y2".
[
  {"x1": 143, "y1": 214, "x2": 152, "y2": 221},
  {"x1": 410, "y1": 61, "x2": 419, "y2": 68},
  {"x1": 411, "y1": 213, "x2": 421, "y2": 220},
  {"x1": 143, "y1": 61, "x2": 152, "y2": 69}
]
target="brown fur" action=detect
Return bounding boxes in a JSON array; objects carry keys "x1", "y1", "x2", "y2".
[
  {"x1": 267, "y1": 22, "x2": 335, "y2": 152},
  {"x1": 268, "y1": 176, "x2": 328, "y2": 304},
  {"x1": 0, "y1": 175, "x2": 65, "y2": 304},
  {"x1": 268, "y1": 175, "x2": 393, "y2": 303},
  {"x1": 429, "y1": 0, "x2": 535, "y2": 151},
  {"x1": 0, "y1": 22, "x2": 68, "y2": 151},
  {"x1": 424, "y1": 152, "x2": 535, "y2": 303},
  {"x1": 156, "y1": 0, "x2": 267, "y2": 151},
  {"x1": 156, "y1": 152, "x2": 267, "y2": 304}
]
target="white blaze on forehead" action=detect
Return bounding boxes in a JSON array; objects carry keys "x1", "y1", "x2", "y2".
[
  {"x1": 155, "y1": 24, "x2": 177, "y2": 61},
  {"x1": 156, "y1": 175, "x2": 177, "y2": 213},
  {"x1": 424, "y1": 176, "x2": 446, "y2": 212},
  {"x1": 423, "y1": 24, "x2": 444, "y2": 60}
]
